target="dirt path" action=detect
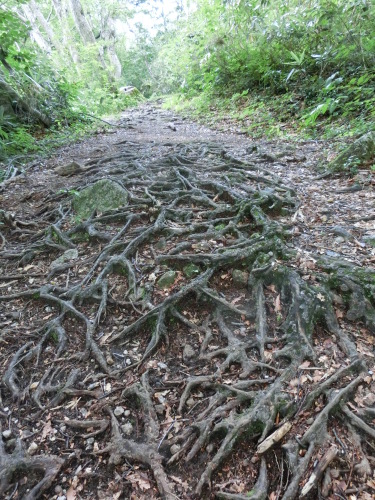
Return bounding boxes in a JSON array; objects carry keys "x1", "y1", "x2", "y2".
[{"x1": 0, "y1": 104, "x2": 374, "y2": 499}]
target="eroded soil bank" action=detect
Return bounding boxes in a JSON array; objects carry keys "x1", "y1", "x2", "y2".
[{"x1": 0, "y1": 104, "x2": 374, "y2": 499}]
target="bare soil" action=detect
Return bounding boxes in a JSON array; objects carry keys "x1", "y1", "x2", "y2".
[{"x1": 0, "y1": 103, "x2": 374, "y2": 500}]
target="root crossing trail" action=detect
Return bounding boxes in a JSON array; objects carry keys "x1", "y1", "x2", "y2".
[{"x1": 0, "y1": 104, "x2": 374, "y2": 499}]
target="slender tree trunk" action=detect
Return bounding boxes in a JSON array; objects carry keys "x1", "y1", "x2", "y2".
[
  {"x1": 20, "y1": 5, "x2": 52, "y2": 54},
  {"x1": 68, "y1": 0, "x2": 108, "y2": 71},
  {"x1": 52, "y1": 0, "x2": 80, "y2": 68},
  {"x1": 101, "y1": 16, "x2": 122, "y2": 80}
]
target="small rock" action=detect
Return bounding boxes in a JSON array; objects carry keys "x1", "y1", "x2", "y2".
[
  {"x1": 9, "y1": 311, "x2": 21, "y2": 320},
  {"x1": 114, "y1": 406, "x2": 124, "y2": 417},
  {"x1": 206, "y1": 443, "x2": 215, "y2": 453},
  {"x1": 121, "y1": 423, "x2": 133, "y2": 436},
  {"x1": 334, "y1": 236, "x2": 345, "y2": 245},
  {"x1": 2, "y1": 430, "x2": 11, "y2": 439},
  {"x1": 170, "y1": 444, "x2": 181, "y2": 455},
  {"x1": 183, "y1": 344, "x2": 195, "y2": 362},
  {"x1": 332, "y1": 226, "x2": 352, "y2": 240},
  {"x1": 55, "y1": 485, "x2": 63, "y2": 494},
  {"x1": 57, "y1": 496, "x2": 67, "y2": 500},
  {"x1": 54, "y1": 161, "x2": 83, "y2": 177},
  {"x1": 306, "y1": 417, "x2": 314, "y2": 425},
  {"x1": 155, "y1": 404, "x2": 165, "y2": 415},
  {"x1": 157, "y1": 362, "x2": 168, "y2": 370},
  {"x1": 232, "y1": 269, "x2": 249, "y2": 287},
  {"x1": 186, "y1": 397, "x2": 195, "y2": 407},
  {"x1": 156, "y1": 270, "x2": 177, "y2": 289},
  {"x1": 155, "y1": 237, "x2": 167, "y2": 250},
  {"x1": 126, "y1": 358, "x2": 132, "y2": 365},
  {"x1": 106, "y1": 355, "x2": 114, "y2": 366},
  {"x1": 183, "y1": 263, "x2": 200, "y2": 278},
  {"x1": 330, "y1": 469, "x2": 340, "y2": 479},
  {"x1": 50, "y1": 249, "x2": 79, "y2": 270},
  {"x1": 28, "y1": 442, "x2": 38, "y2": 455},
  {"x1": 124, "y1": 410, "x2": 131, "y2": 417},
  {"x1": 80, "y1": 408, "x2": 88, "y2": 418},
  {"x1": 86, "y1": 437, "x2": 95, "y2": 445}
]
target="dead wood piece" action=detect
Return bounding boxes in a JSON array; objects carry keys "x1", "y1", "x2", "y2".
[
  {"x1": 57, "y1": 418, "x2": 109, "y2": 438},
  {"x1": 256, "y1": 422, "x2": 292, "y2": 454},
  {"x1": 300, "y1": 446, "x2": 338, "y2": 497}
]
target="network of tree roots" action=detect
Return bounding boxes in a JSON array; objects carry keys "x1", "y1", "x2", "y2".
[{"x1": 0, "y1": 113, "x2": 375, "y2": 499}]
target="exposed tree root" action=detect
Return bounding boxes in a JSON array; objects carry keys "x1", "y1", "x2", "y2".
[
  {"x1": 0, "y1": 432, "x2": 63, "y2": 499},
  {"x1": 0, "y1": 130, "x2": 374, "y2": 498}
]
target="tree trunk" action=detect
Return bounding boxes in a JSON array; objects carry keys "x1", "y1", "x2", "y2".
[
  {"x1": 68, "y1": 0, "x2": 108, "y2": 71},
  {"x1": 52, "y1": 0, "x2": 80, "y2": 68},
  {"x1": 101, "y1": 16, "x2": 122, "y2": 80},
  {"x1": 20, "y1": 5, "x2": 52, "y2": 54}
]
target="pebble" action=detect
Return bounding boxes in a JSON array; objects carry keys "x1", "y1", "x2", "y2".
[
  {"x1": 2, "y1": 430, "x2": 11, "y2": 439},
  {"x1": 106, "y1": 355, "x2": 114, "y2": 366},
  {"x1": 170, "y1": 444, "x2": 181, "y2": 455},
  {"x1": 183, "y1": 344, "x2": 195, "y2": 361},
  {"x1": 121, "y1": 423, "x2": 133, "y2": 436},
  {"x1": 334, "y1": 236, "x2": 345, "y2": 245},
  {"x1": 57, "y1": 496, "x2": 67, "y2": 500},
  {"x1": 306, "y1": 417, "x2": 314, "y2": 425},
  {"x1": 206, "y1": 443, "x2": 215, "y2": 453},
  {"x1": 155, "y1": 404, "x2": 165, "y2": 415},
  {"x1": 157, "y1": 362, "x2": 168, "y2": 370},
  {"x1": 124, "y1": 410, "x2": 131, "y2": 417},
  {"x1": 126, "y1": 358, "x2": 132, "y2": 365},
  {"x1": 55, "y1": 486, "x2": 63, "y2": 494},
  {"x1": 28, "y1": 442, "x2": 38, "y2": 455},
  {"x1": 186, "y1": 397, "x2": 195, "y2": 407},
  {"x1": 114, "y1": 406, "x2": 124, "y2": 417},
  {"x1": 86, "y1": 437, "x2": 95, "y2": 445}
]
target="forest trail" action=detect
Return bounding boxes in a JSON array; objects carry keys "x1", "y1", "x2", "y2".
[{"x1": 0, "y1": 104, "x2": 374, "y2": 499}]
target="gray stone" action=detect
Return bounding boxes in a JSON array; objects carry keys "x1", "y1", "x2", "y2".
[
  {"x1": 121, "y1": 423, "x2": 133, "y2": 435},
  {"x1": 50, "y1": 249, "x2": 78, "y2": 270},
  {"x1": 327, "y1": 132, "x2": 375, "y2": 173},
  {"x1": 155, "y1": 237, "x2": 167, "y2": 250},
  {"x1": 332, "y1": 226, "x2": 353, "y2": 240},
  {"x1": 55, "y1": 161, "x2": 84, "y2": 177},
  {"x1": 232, "y1": 269, "x2": 249, "y2": 287},
  {"x1": 334, "y1": 236, "x2": 345, "y2": 245},
  {"x1": 124, "y1": 410, "x2": 131, "y2": 417},
  {"x1": 2, "y1": 430, "x2": 11, "y2": 439},
  {"x1": 183, "y1": 344, "x2": 195, "y2": 362},
  {"x1": 156, "y1": 270, "x2": 176, "y2": 289},
  {"x1": 28, "y1": 442, "x2": 38, "y2": 455},
  {"x1": 114, "y1": 406, "x2": 124, "y2": 417},
  {"x1": 170, "y1": 444, "x2": 181, "y2": 455},
  {"x1": 183, "y1": 263, "x2": 200, "y2": 278},
  {"x1": 73, "y1": 179, "x2": 128, "y2": 219}
]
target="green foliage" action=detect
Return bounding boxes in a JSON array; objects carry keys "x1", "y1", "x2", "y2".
[{"x1": 150, "y1": 0, "x2": 375, "y2": 136}]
